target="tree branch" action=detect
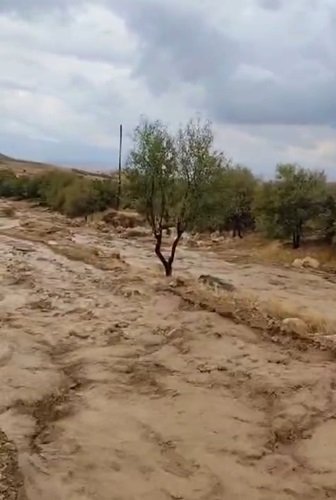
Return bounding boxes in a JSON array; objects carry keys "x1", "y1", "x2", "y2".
[{"x1": 168, "y1": 221, "x2": 184, "y2": 266}]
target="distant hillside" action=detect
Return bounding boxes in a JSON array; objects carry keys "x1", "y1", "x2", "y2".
[
  {"x1": 0, "y1": 154, "x2": 115, "y2": 181},
  {"x1": 0, "y1": 153, "x2": 14, "y2": 162}
]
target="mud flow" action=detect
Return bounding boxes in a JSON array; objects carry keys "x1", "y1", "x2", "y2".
[{"x1": 1, "y1": 205, "x2": 336, "y2": 499}]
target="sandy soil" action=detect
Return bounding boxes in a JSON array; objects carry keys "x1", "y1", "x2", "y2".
[{"x1": 1, "y1": 203, "x2": 336, "y2": 499}]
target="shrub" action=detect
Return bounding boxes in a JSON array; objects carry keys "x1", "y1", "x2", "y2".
[{"x1": 0, "y1": 168, "x2": 118, "y2": 218}]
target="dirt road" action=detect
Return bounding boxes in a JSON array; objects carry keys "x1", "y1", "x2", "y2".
[{"x1": 1, "y1": 205, "x2": 336, "y2": 499}]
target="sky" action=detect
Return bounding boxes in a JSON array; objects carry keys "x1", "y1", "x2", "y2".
[{"x1": 0, "y1": 0, "x2": 336, "y2": 176}]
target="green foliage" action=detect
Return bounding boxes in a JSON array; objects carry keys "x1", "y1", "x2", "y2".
[
  {"x1": 127, "y1": 117, "x2": 221, "y2": 275},
  {"x1": 127, "y1": 118, "x2": 176, "y2": 229},
  {"x1": 1, "y1": 118, "x2": 336, "y2": 256},
  {"x1": 127, "y1": 117, "x2": 221, "y2": 234},
  {"x1": 317, "y1": 184, "x2": 336, "y2": 243},
  {"x1": 192, "y1": 163, "x2": 256, "y2": 232},
  {"x1": 0, "y1": 169, "x2": 18, "y2": 197},
  {"x1": 255, "y1": 164, "x2": 327, "y2": 247},
  {"x1": 0, "y1": 168, "x2": 117, "y2": 217}
]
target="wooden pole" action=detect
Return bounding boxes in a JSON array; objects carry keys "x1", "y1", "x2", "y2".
[{"x1": 117, "y1": 124, "x2": 123, "y2": 210}]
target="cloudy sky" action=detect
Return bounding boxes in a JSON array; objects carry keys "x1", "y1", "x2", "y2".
[{"x1": 0, "y1": 0, "x2": 335, "y2": 176}]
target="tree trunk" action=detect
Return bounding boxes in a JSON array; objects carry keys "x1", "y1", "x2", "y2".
[
  {"x1": 232, "y1": 215, "x2": 243, "y2": 239},
  {"x1": 164, "y1": 261, "x2": 173, "y2": 277},
  {"x1": 325, "y1": 229, "x2": 335, "y2": 245},
  {"x1": 154, "y1": 224, "x2": 183, "y2": 277},
  {"x1": 292, "y1": 230, "x2": 301, "y2": 249}
]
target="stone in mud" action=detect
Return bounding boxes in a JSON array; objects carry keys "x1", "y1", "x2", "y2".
[
  {"x1": 292, "y1": 257, "x2": 320, "y2": 269},
  {"x1": 302, "y1": 257, "x2": 320, "y2": 269},
  {"x1": 69, "y1": 329, "x2": 90, "y2": 340},
  {"x1": 292, "y1": 258, "x2": 304, "y2": 269}
]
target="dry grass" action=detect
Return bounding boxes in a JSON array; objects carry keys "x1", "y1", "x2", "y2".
[
  {"x1": 160, "y1": 276, "x2": 336, "y2": 344},
  {"x1": 255, "y1": 240, "x2": 336, "y2": 269},
  {"x1": 239, "y1": 286, "x2": 333, "y2": 335},
  {"x1": 208, "y1": 234, "x2": 336, "y2": 271},
  {"x1": 0, "y1": 158, "x2": 60, "y2": 177},
  {"x1": 259, "y1": 298, "x2": 336, "y2": 334}
]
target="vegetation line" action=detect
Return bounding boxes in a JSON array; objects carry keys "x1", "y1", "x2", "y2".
[{"x1": 1, "y1": 116, "x2": 336, "y2": 277}]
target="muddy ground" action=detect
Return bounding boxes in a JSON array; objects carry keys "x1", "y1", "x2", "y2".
[{"x1": 1, "y1": 202, "x2": 336, "y2": 499}]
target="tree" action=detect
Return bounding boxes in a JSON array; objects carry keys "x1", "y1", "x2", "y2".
[
  {"x1": 255, "y1": 164, "x2": 326, "y2": 248},
  {"x1": 225, "y1": 166, "x2": 256, "y2": 237},
  {"x1": 193, "y1": 163, "x2": 256, "y2": 235},
  {"x1": 317, "y1": 184, "x2": 336, "y2": 244},
  {"x1": 127, "y1": 117, "x2": 219, "y2": 276}
]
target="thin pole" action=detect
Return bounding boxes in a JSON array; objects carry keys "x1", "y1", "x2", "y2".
[{"x1": 117, "y1": 124, "x2": 123, "y2": 210}]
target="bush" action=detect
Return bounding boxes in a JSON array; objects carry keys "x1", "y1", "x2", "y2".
[
  {"x1": 0, "y1": 169, "x2": 18, "y2": 197},
  {"x1": 0, "y1": 169, "x2": 118, "y2": 217}
]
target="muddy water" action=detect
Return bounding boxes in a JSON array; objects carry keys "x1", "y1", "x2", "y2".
[
  {"x1": 1, "y1": 209, "x2": 336, "y2": 498},
  {"x1": 86, "y1": 230, "x2": 336, "y2": 328}
]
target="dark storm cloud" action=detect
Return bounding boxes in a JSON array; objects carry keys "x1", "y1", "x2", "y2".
[
  {"x1": 102, "y1": 0, "x2": 336, "y2": 127},
  {"x1": 106, "y1": 0, "x2": 238, "y2": 94},
  {"x1": 1, "y1": 0, "x2": 336, "y2": 170},
  {"x1": 0, "y1": 0, "x2": 84, "y2": 15},
  {"x1": 258, "y1": 0, "x2": 283, "y2": 10},
  {"x1": 2, "y1": 0, "x2": 335, "y2": 125}
]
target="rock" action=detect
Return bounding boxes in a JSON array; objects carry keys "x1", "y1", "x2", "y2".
[
  {"x1": 69, "y1": 329, "x2": 90, "y2": 340},
  {"x1": 168, "y1": 277, "x2": 185, "y2": 288},
  {"x1": 292, "y1": 258, "x2": 304, "y2": 268},
  {"x1": 123, "y1": 288, "x2": 141, "y2": 298},
  {"x1": 210, "y1": 231, "x2": 224, "y2": 243},
  {"x1": 292, "y1": 257, "x2": 320, "y2": 269},
  {"x1": 302, "y1": 256, "x2": 320, "y2": 269},
  {"x1": 281, "y1": 318, "x2": 308, "y2": 336}
]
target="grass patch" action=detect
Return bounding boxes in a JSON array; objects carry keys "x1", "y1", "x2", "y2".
[{"x1": 159, "y1": 277, "x2": 336, "y2": 352}]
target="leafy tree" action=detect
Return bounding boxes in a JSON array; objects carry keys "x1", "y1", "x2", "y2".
[
  {"x1": 192, "y1": 163, "x2": 256, "y2": 235},
  {"x1": 255, "y1": 164, "x2": 327, "y2": 248},
  {"x1": 316, "y1": 184, "x2": 336, "y2": 244},
  {"x1": 127, "y1": 117, "x2": 219, "y2": 276}
]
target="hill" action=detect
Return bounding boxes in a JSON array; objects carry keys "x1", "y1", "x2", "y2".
[
  {"x1": 0, "y1": 153, "x2": 114, "y2": 181},
  {"x1": 0, "y1": 153, "x2": 15, "y2": 162}
]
